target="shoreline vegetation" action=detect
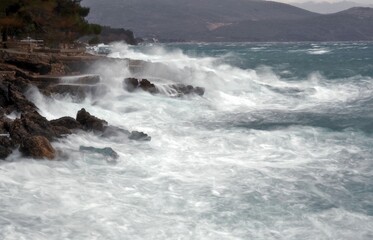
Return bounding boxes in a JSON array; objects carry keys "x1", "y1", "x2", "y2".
[{"x1": 0, "y1": 1, "x2": 206, "y2": 161}]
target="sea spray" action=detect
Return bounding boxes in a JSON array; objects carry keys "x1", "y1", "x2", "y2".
[{"x1": 1, "y1": 42, "x2": 372, "y2": 239}]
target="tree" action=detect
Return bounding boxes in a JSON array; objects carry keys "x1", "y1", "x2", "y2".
[
  {"x1": 0, "y1": 0, "x2": 101, "y2": 45},
  {"x1": 0, "y1": 0, "x2": 23, "y2": 42}
]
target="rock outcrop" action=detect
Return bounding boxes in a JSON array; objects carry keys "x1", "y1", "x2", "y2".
[
  {"x1": 124, "y1": 78, "x2": 158, "y2": 93},
  {"x1": 0, "y1": 50, "x2": 153, "y2": 160},
  {"x1": 50, "y1": 116, "x2": 82, "y2": 130},
  {"x1": 20, "y1": 136, "x2": 56, "y2": 160},
  {"x1": 124, "y1": 78, "x2": 205, "y2": 96},
  {"x1": 76, "y1": 108, "x2": 108, "y2": 132}
]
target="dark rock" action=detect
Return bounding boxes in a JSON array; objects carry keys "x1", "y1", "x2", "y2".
[
  {"x1": 0, "y1": 145, "x2": 12, "y2": 159},
  {"x1": 50, "y1": 116, "x2": 82, "y2": 130},
  {"x1": 0, "y1": 107, "x2": 4, "y2": 117},
  {"x1": 20, "y1": 112, "x2": 57, "y2": 140},
  {"x1": 76, "y1": 108, "x2": 108, "y2": 132},
  {"x1": 9, "y1": 77, "x2": 32, "y2": 93},
  {"x1": 7, "y1": 111, "x2": 57, "y2": 143},
  {"x1": 6, "y1": 84, "x2": 37, "y2": 113},
  {"x1": 6, "y1": 118, "x2": 29, "y2": 143},
  {"x1": 124, "y1": 78, "x2": 204, "y2": 96},
  {"x1": 0, "y1": 83, "x2": 10, "y2": 107},
  {"x1": 129, "y1": 131, "x2": 151, "y2": 141},
  {"x1": 171, "y1": 84, "x2": 205, "y2": 96},
  {"x1": 0, "y1": 119, "x2": 12, "y2": 159},
  {"x1": 194, "y1": 87, "x2": 205, "y2": 96},
  {"x1": 139, "y1": 79, "x2": 158, "y2": 93},
  {"x1": 52, "y1": 126, "x2": 72, "y2": 136},
  {"x1": 0, "y1": 119, "x2": 11, "y2": 141},
  {"x1": 124, "y1": 78, "x2": 139, "y2": 92},
  {"x1": 20, "y1": 136, "x2": 56, "y2": 160},
  {"x1": 5, "y1": 60, "x2": 51, "y2": 75},
  {"x1": 124, "y1": 78, "x2": 158, "y2": 94}
]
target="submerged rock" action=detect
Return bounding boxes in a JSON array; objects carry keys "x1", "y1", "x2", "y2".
[
  {"x1": 20, "y1": 136, "x2": 56, "y2": 160},
  {"x1": 129, "y1": 131, "x2": 151, "y2": 141},
  {"x1": 170, "y1": 84, "x2": 205, "y2": 96},
  {"x1": 76, "y1": 108, "x2": 108, "y2": 131},
  {"x1": 101, "y1": 126, "x2": 130, "y2": 138},
  {"x1": 79, "y1": 146, "x2": 119, "y2": 160},
  {"x1": 101, "y1": 126, "x2": 151, "y2": 141}
]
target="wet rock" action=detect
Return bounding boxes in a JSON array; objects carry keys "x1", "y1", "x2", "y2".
[
  {"x1": 5, "y1": 59, "x2": 51, "y2": 75},
  {"x1": 52, "y1": 126, "x2": 72, "y2": 136},
  {"x1": 170, "y1": 84, "x2": 205, "y2": 96},
  {"x1": 123, "y1": 78, "x2": 204, "y2": 96},
  {"x1": 20, "y1": 136, "x2": 56, "y2": 160},
  {"x1": 0, "y1": 145, "x2": 12, "y2": 159},
  {"x1": 20, "y1": 112, "x2": 57, "y2": 140},
  {"x1": 0, "y1": 84, "x2": 37, "y2": 113},
  {"x1": 7, "y1": 111, "x2": 57, "y2": 143},
  {"x1": 129, "y1": 131, "x2": 151, "y2": 141},
  {"x1": 124, "y1": 78, "x2": 158, "y2": 94},
  {"x1": 139, "y1": 79, "x2": 158, "y2": 93},
  {"x1": 124, "y1": 78, "x2": 139, "y2": 92},
  {"x1": 0, "y1": 119, "x2": 12, "y2": 159},
  {"x1": 76, "y1": 108, "x2": 108, "y2": 132},
  {"x1": 79, "y1": 146, "x2": 119, "y2": 160},
  {"x1": 6, "y1": 118, "x2": 29, "y2": 143},
  {"x1": 0, "y1": 84, "x2": 10, "y2": 107},
  {"x1": 50, "y1": 116, "x2": 82, "y2": 130}
]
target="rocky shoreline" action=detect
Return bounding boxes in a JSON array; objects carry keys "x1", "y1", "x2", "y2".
[{"x1": 0, "y1": 48, "x2": 205, "y2": 160}]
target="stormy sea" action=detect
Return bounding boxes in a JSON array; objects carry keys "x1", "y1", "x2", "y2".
[{"x1": 1, "y1": 42, "x2": 373, "y2": 239}]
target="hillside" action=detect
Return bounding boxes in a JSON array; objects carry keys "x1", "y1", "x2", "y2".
[
  {"x1": 81, "y1": 0, "x2": 373, "y2": 42},
  {"x1": 81, "y1": 0, "x2": 318, "y2": 41},
  {"x1": 209, "y1": 7, "x2": 373, "y2": 42},
  {"x1": 293, "y1": 1, "x2": 373, "y2": 14}
]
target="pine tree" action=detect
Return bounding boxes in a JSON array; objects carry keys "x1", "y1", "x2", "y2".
[{"x1": 0, "y1": 0, "x2": 101, "y2": 45}]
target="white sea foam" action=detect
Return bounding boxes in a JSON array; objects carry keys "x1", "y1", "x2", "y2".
[{"x1": 1, "y1": 43, "x2": 372, "y2": 239}]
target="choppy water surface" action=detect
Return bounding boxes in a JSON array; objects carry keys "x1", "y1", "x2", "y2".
[{"x1": 1, "y1": 42, "x2": 373, "y2": 239}]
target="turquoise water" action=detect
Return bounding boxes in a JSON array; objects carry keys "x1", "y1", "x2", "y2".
[
  {"x1": 169, "y1": 42, "x2": 373, "y2": 79},
  {"x1": 0, "y1": 42, "x2": 372, "y2": 239}
]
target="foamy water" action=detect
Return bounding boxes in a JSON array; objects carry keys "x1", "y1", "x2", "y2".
[{"x1": 1, "y1": 42, "x2": 372, "y2": 239}]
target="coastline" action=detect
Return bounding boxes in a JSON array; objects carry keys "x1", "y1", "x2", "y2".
[{"x1": 0, "y1": 44, "x2": 204, "y2": 160}]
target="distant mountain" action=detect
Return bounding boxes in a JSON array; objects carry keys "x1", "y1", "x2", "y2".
[
  {"x1": 210, "y1": 7, "x2": 373, "y2": 42},
  {"x1": 82, "y1": 0, "x2": 318, "y2": 40},
  {"x1": 82, "y1": 0, "x2": 373, "y2": 42},
  {"x1": 292, "y1": 1, "x2": 373, "y2": 14}
]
